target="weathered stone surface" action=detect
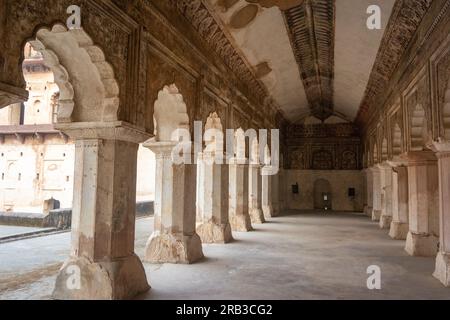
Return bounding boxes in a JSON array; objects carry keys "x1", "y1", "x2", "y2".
[
  {"x1": 389, "y1": 221, "x2": 409, "y2": 240},
  {"x1": 197, "y1": 221, "x2": 233, "y2": 244},
  {"x1": 53, "y1": 254, "x2": 149, "y2": 300},
  {"x1": 229, "y1": 158, "x2": 253, "y2": 232},
  {"x1": 145, "y1": 232, "x2": 204, "y2": 264},
  {"x1": 433, "y1": 252, "x2": 450, "y2": 287},
  {"x1": 405, "y1": 232, "x2": 439, "y2": 257}
]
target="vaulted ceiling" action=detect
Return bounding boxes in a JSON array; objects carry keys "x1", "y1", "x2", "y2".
[{"x1": 205, "y1": 0, "x2": 396, "y2": 124}]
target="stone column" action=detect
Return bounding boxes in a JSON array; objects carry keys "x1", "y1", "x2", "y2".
[
  {"x1": 388, "y1": 163, "x2": 409, "y2": 240},
  {"x1": 362, "y1": 169, "x2": 368, "y2": 216},
  {"x1": 371, "y1": 167, "x2": 382, "y2": 221},
  {"x1": 144, "y1": 142, "x2": 204, "y2": 264},
  {"x1": 52, "y1": 123, "x2": 151, "y2": 300},
  {"x1": 248, "y1": 163, "x2": 265, "y2": 224},
  {"x1": 278, "y1": 164, "x2": 286, "y2": 212},
  {"x1": 262, "y1": 167, "x2": 274, "y2": 219},
  {"x1": 229, "y1": 157, "x2": 252, "y2": 232},
  {"x1": 365, "y1": 168, "x2": 374, "y2": 218},
  {"x1": 271, "y1": 171, "x2": 280, "y2": 217},
  {"x1": 432, "y1": 141, "x2": 450, "y2": 286},
  {"x1": 379, "y1": 163, "x2": 393, "y2": 229},
  {"x1": 403, "y1": 151, "x2": 439, "y2": 257},
  {"x1": 196, "y1": 152, "x2": 233, "y2": 243}
]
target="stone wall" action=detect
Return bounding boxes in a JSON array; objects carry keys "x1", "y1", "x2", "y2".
[
  {"x1": 0, "y1": 201, "x2": 154, "y2": 229},
  {"x1": 284, "y1": 170, "x2": 364, "y2": 212}
]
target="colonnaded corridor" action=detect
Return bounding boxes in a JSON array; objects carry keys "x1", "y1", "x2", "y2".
[
  {"x1": 0, "y1": 211, "x2": 448, "y2": 300},
  {"x1": 1, "y1": 0, "x2": 450, "y2": 304}
]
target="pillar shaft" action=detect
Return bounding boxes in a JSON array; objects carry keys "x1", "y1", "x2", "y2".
[
  {"x1": 379, "y1": 164, "x2": 393, "y2": 229},
  {"x1": 196, "y1": 152, "x2": 233, "y2": 243},
  {"x1": 53, "y1": 124, "x2": 150, "y2": 300},
  {"x1": 229, "y1": 158, "x2": 252, "y2": 232},
  {"x1": 432, "y1": 142, "x2": 450, "y2": 286},
  {"x1": 262, "y1": 167, "x2": 274, "y2": 219},
  {"x1": 371, "y1": 167, "x2": 382, "y2": 221},
  {"x1": 389, "y1": 165, "x2": 409, "y2": 240},
  {"x1": 248, "y1": 164, "x2": 265, "y2": 224},
  {"x1": 404, "y1": 151, "x2": 439, "y2": 257},
  {"x1": 144, "y1": 142, "x2": 203, "y2": 263},
  {"x1": 365, "y1": 169, "x2": 374, "y2": 217},
  {"x1": 271, "y1": 171, "x2": 280, "y2": 217}
]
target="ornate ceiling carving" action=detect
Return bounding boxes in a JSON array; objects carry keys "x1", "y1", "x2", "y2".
[
  {"x1": 355, "y1": 0, "x2": 434, "y2": 126},
  {"x1": 283, "y1": 0, "x2": 335, "y2": 121},
  {"x1": 170, "y1": 0, "x2": 277, "y2": 112}
]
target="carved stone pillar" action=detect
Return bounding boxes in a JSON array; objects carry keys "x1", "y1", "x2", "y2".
[
  {"x1": 262, "y1": 167, "x2": 274, "y2": 219},
  {"x1": 248, "y1": 163, "x2": 265, "y2": 224},
  {"x1": 432, "y1": 141, "x2": 450, "y2": 286},
  {"x1": 229, "y1": 157, "x2": 252, "y2": 232},
  {"x1": 144, "y1": 142, "x2": 204, "y2": 264},
  {"x1": 196, "y1": 152, "x2": 233, "y2": 244},
  {"x1": 403, "y1": 151, "x2": 439, "y2": 257},
  {"x1": 365, "y1": 168, "x2": 374, "y2": 218},
  {"x1": 379, "y1": 163, "x2": 393, "y2": 229},
  {"x1": 278, "y1": 164, "x2": 286, "y2": 212},
  {"x1": 387, "y1": 162, "x2": 409, "y2": 240},
  {"x1": 371, "y1": 166, "x2": 382, "y2": 221},
  {"x1": 271, "y1": 171, "x2": 280, "y2": 217},
  {"x1": 52, "y1": 122, "x2": 150, "y2": 300}
]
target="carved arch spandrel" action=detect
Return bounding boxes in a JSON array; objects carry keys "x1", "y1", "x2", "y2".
[{"x1": 25, "y1": 24, "x2": 120, "y2": 123}]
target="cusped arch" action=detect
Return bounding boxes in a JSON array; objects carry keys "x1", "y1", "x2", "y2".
[
  {"x1": 204, "y1": 112, "x2": 223, "y2": 153},
  {"x1": 381, "y1": 137, "x2": 388, "y2": 162},
  {"x1": 410, "y1": 103, "x2": 428, "y2": 151},
  {"x1": 25, "y1": 24, "x2": 119, "y2": 123},
  {"x1": 153, "y1": 84, "x2": 190, "y2": 142},
  {"x1": 235, "y1": 128, "x2": 246, "y2": 159},
  {"x1": 392, "y1": 123, "x2": 402, "y2": 156}
]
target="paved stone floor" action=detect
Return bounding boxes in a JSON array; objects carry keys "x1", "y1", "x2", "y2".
[{"x1": 0, "y1": 211, "x2": 449, "y2": 300}]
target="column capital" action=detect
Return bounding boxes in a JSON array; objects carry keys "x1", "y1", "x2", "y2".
[
  {"x1": 55, "y1": 121, "x2": 152, "y2": 143},
  {"x1": 399, "y1": 150, "x2": 437, "y2": 166},
  {"x1": 143, "y1": 140, "x2": 179, "y2": 155},
  {"x1": 387, "y1": 159, "x2": 408, "y2": 168},
  {"x1": 431, "y1": 139, "x2": 450, "y2": 158}
]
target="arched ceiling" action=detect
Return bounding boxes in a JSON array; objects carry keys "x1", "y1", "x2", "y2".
[{"x1": 205, "y1": 0, "x2": 396, "y2": 124}]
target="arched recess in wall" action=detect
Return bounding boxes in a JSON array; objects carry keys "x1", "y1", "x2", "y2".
[
  {"x1": 204, "y1": 112, "x2": 224, "y2": 153},
  {"x1": 372, "y1": 141, "x2": 379, "y2": 164},
  {"x1": 153, "y1": 84, "x2": 190, "y2": 142},
  {"x1": 442, "y1": 78, "x2": 450, "y2": 139},
  {"x1": 314, "y1": 179, "x2": 332, "y2": 210},
  {"x1": 392, "y1": 123, "x2": 402, "y2": 156},
  {"x1": 381, "y1": 138, "x2": 388, "y2": 162},
  {"x1": 410, "y1": 103, "x2": 428, "y2": 151},
  {"x1": 24, "y1": 24, "x2": 120, "y2": 123}
]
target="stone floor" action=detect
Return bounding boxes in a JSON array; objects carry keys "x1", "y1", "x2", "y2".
[{"x1": 0, "y1": 211, "x2": 449, "y2": 300}]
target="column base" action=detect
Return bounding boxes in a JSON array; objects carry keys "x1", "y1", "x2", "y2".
[
  {"x1": 230, "y1": 213, "x2": 253, "y2": 232},
  {"x1": 365, "y1": 206, "x2": 373, "y2": 218},
  {"x1": 52, "y1": 254, "x2": 150, "y2": 300},
  {"x1": 263, "y1": 205, "x2": 274, "y2": 219},
  {"x1": 405, "y1": 232, "x2": 439, "y2": 257},
  {"x1": 249, "y1": 208, "x2": 266, "y2": 224},
  {"x1": 433, "y1": 252, "x2": 450, "y2": 287},
  {"x1": 379, "y1": 214, "x2": 392, "y2": 229},
  {"x1": 371, "y1": 210, "x2": 381, "y2": 221},
  {"x1": 144, "y1": 231, "x2": 204, "y2": 264},
  {"x1": 388, "y1": 221, "x2": 409, "y2": 240},
  {"x1": 197, "y1": 222, "x2": 233, "y2": 244}
]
